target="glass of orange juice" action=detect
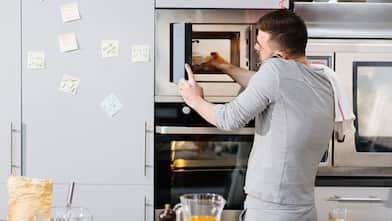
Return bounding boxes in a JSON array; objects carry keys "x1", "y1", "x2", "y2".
[
  {"x1": 328, "y1": 208, "x2": 352, "y2": 221},
  {"x1": 174, "y1": 193, "x2": 226, "y2": 221}
]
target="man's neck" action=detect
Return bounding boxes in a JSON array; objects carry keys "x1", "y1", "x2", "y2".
[
  {"x1": 275, "y1": 52, "x2": 309, "y2": 65},
  {"x1": 293, "y1": 56, "x2": 309, "y2": 65}
]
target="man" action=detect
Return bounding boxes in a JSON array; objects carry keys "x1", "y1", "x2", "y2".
[{"x1": 178, "y1": 10, "x2": 334, "y2": 221}]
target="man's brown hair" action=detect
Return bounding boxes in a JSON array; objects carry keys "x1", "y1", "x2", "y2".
[{"x1": 257, "y1": 10, "x2": 308, "y2": 57}]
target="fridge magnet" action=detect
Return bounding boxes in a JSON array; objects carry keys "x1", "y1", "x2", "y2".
[
  {"x1": 27, "y1": 51, "x2": 46, "y2": 69},
  {"x1": 58, "y1": 32, "x2": 79, "y2": 53},
  {"x1": 60, "y1": 2, "x2": 81, "y2": 23},
  {"x1": 100, "y1": 93, "x2": 123, "y2": 117},
  {"x1": 101, "y1": 40, "x2": 119, "y2": 58},
  {"x1": 131, "y1": 44, "x2": 150, "y2": 63},
  {"x1": 58, "y1": 74, "x2": 80, "y2": 95}
]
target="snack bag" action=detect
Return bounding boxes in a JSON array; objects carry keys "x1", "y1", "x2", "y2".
[{"x1": 7, "y1": 176, "x2": 53, "y2": 221}]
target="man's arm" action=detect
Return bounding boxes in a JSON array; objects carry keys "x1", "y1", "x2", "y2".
[
  {"x1": 191, "y1": 97, "x2": 217, "y2": 126},
  {"x1": 217, "y1": 63, "x2": 255, "y2": 87},
  {"x1": 208, "y1": 52, "x2": 256, "y2": 87},
  {"x1": 180, "y1": 60, "x2": 279, "y2": 131}
]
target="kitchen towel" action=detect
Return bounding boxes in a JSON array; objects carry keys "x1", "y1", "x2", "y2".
[{"x1": 312, "y1": 64, "x2": 356, "y2": 142}]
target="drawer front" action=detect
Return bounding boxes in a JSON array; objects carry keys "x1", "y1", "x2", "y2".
[{"x1": 315, "y1": 187, "x2": 392, "y2": 221}]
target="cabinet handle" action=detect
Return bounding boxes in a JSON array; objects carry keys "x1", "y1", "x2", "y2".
[
  {"x1": 328, "y1": 195, "x2": 383, "y2": 202},
  {"x1": 10, "y1": 121, "x2": 14, "y2": 175},
  {"x1": 143, "y1": 196, "x2": 153, "y2": 221},
  {"x1": 10, "y1": 121, "x2": 19, "y2": 175},
  {"x1": 144, "y1": 122, "x2": 153, "y2": 177}
]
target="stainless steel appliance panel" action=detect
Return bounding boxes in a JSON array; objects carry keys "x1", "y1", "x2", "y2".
[
  {"x1": 335, "y1": 51, "x2": 392, "y2": 168},
  {"x1": 306, "y1": 39, "x2": 392, "y2": 175}
]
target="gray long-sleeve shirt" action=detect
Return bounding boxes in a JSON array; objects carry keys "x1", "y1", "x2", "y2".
[{"x1": 214, "y1": 57, "x2": 334, "y2": 205}]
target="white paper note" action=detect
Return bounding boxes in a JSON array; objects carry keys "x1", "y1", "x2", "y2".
[
  {"x1": 58, "y1": 33, "x2": 79, "y2": 52},
  {"x1": 131, "y1": 44, "x2": 150, "y2": 63},
  {"x1": 59, "y1": 74, "x2": 80, "y2": 95},
  {"x1": 27, "y1": 51, "x2": 46, "y2": 69},
  {"x1": 60, "y1": 3, "x2": 80, "y2": 23},
  {"x1": 100, "y1": 93, "x2": 123, "y2": 117},
  {"x1": 101, "y1": 40, "x2": 119, "y2": 58}
]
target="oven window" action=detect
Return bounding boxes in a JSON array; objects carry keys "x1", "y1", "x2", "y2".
[
  {"x1": 307, "y1": 55, "x2": 332, "y2": 68},
  {"x1": 171, "y1": 140, "x2": 249, "y2": 170},
  {"x1": 155, "y1": 134, "x2": 253, "y2": 210},
  {"x1": 354, "y1": 62, "x2": 392, "y2": 152}
]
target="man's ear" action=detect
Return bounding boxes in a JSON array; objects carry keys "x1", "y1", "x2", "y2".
[{"x1": 275, "y1": 50, "x2": 289, "y2": 59}]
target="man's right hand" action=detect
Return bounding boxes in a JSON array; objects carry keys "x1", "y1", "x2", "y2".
[
  {"x1": 200, "y1": 51, "x2": 230, "y2": 71},
  {"x1": 202, "y1": 51, "x2": 255, "y2": 88}
]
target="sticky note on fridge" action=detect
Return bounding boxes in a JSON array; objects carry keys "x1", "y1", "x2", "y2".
[
  {"x1": 58, "y1": 33, "x2": 79, "y2": 52},
  {"x1": 131, "y1": 44, "x2": 150, "y2": 63},
  {"x1": 100, "y1": 93, "x2": 123, "y2": 117},
  {"x1": 27, "y1": 51, "x2": 46, "y2": 69},
  {"x1": 101, "y1": 40, "x2": 119, "y2": 58},
  {"x1": 58, "y1": 74, "x2": 80, "y2": 95},
  {"x1": 60, "y1": 3, "x2": 80, "y2": 23}
]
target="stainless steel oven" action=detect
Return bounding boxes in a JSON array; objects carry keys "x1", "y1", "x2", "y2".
[
  {"x1": 154, "y1": 103, "x2": 254, "y2": 211},
  {"x1": 154, "y1": 102, "x2": 332, "y2": 221},
  {"x1": 307, "y1": 39, "x2": 392, "y2": 176}
]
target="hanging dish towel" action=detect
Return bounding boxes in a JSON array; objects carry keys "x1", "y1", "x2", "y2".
[{"x1": 312, "y1": 64, "x2": 356, "y2": 142}]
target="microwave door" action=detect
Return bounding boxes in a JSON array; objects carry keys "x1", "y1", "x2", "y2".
[{"x1": 170, "y1": 23, "x2": 192, "y2": 83}]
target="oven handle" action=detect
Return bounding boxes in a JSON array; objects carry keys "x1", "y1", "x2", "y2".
[
  {"x1": 155, "y1": 126, "x2": 254, "y2": 135},
  {"x1": 173, "y1": 168, "x2": 247, "y2": 173}
]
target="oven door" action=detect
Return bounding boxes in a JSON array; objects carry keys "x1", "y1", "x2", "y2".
[
  {"x1": 154, "y1": 126, "x2": 254, "y2": 210},
  {"x1": 334, "y1": 52, "x2": 392, "y2": 168}
]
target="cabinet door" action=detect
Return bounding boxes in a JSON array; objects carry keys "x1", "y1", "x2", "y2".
[
  {"x1": 52, "y1": 184, "x2": 153, "y2": 221},
  {"x1": 0, "y1": 0, "x2": 22, "y2": 182},
  {"x1": 315, "y1": 187, "x2": 392, "y2": 221},
  {"x1": 0, "y1": 183, "x2": 7, "y2": 220},
  {"x1": 155, "y1": 0, "x2": 288, "y2": 9},
  {"x1": 21, "y1": 0, "x2": 154, "y2": 184}
]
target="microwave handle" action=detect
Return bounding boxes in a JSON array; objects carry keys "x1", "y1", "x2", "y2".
[
  {"x1": 170, "y1": 23, "x2": 192, "y2": 83},
  {"x1": 155, "y1": 126, "x2": 254, "y2": 135}
]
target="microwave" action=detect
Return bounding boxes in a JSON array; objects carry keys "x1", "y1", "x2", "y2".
[{"x1": 155, "y1": 9, "x2": 266, "y2": 100}]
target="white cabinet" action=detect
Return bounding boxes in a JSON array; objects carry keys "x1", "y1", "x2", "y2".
[
  {"x1": 21, "y1": 0, "x2": 154, "y2": 184},
  {"x1": 0, "y1": 0, "x2": 21, "y2": 218},
  {"x1": 315, "y1": 187, "x2": 392, "y2": 221},
  {"x1": 155, "y1": 0, "x2": 288, "y2": 9},
  {"x1": 51, "y1": 184, "x2": 153, "y2": 221},
  {"x1": 0, "y1": 0, "x2": 22, "y2": 181},
  {"x1": 0, "y1": 183, "x2": 7, "y2": 220},
  {"x1": 1, "y1": 0, "x2": 155, "y2": 219}
]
